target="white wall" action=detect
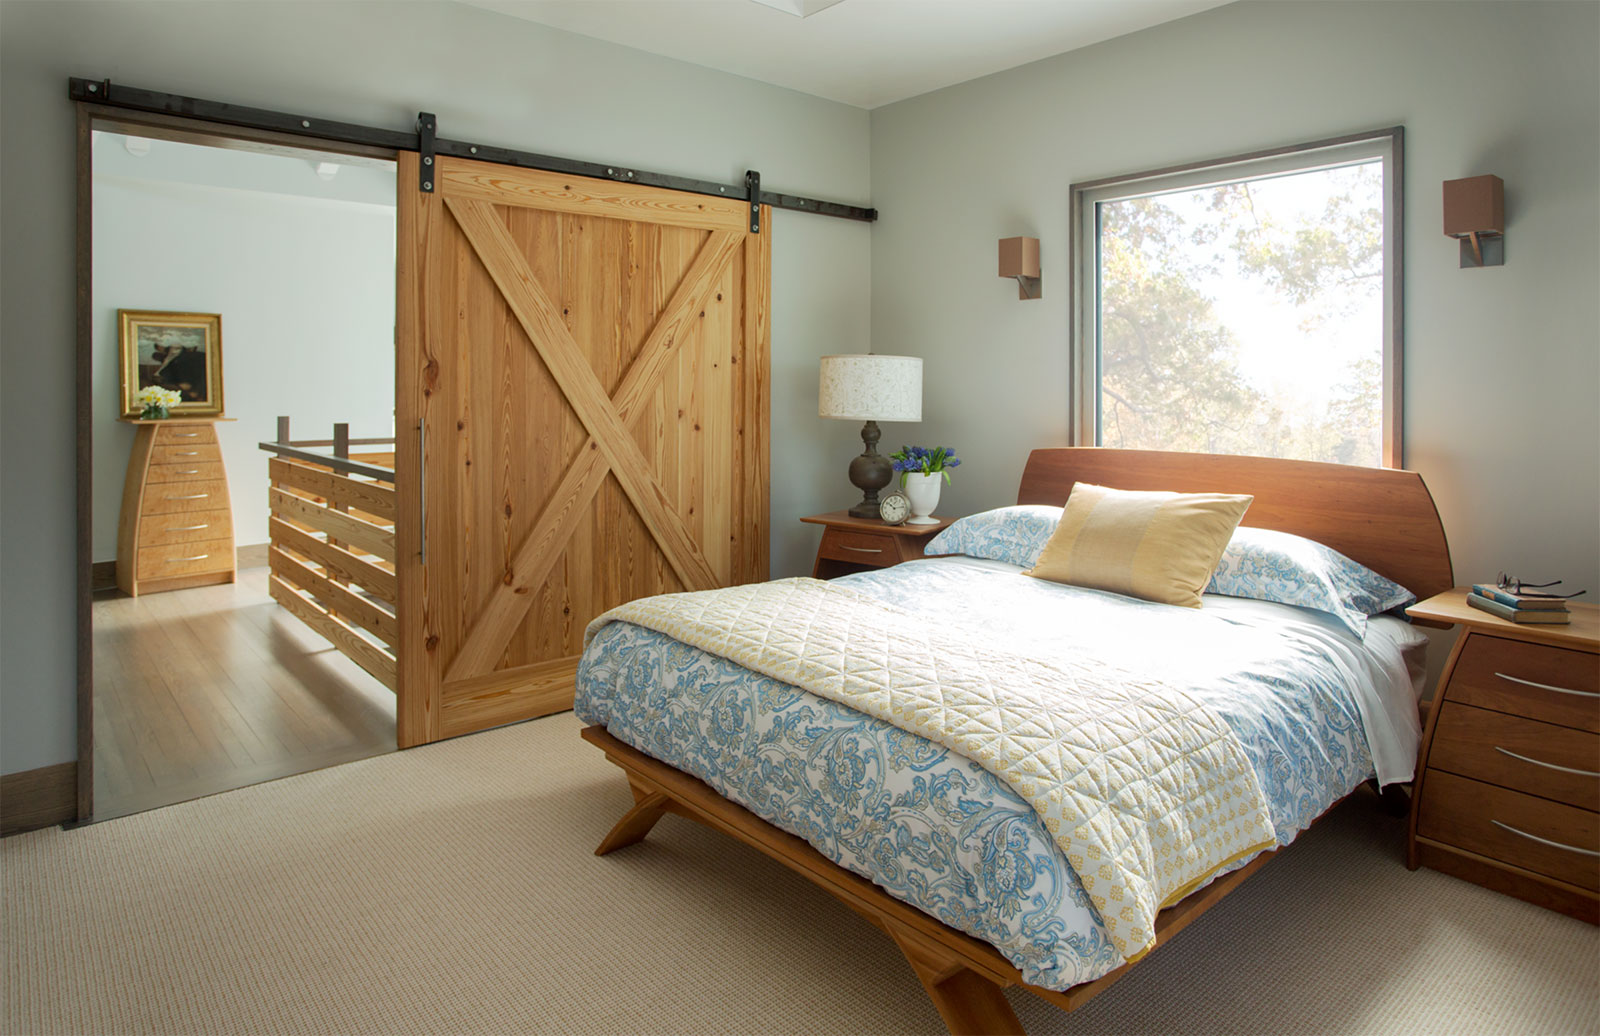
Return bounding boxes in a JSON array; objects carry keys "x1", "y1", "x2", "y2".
[
  {"x1": 1, "y1": 0, "x2": 871, "y2": 776},
  {"x1": 92, "y1": 134, "x2": 398, "y2": 558},
  {"x1": 870, "y1": 1, "x2": 1600, "y2": 602}
]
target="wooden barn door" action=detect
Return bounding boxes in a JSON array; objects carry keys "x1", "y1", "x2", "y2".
[{"x1": 394, "y1": 153, "x2": 771, "y2": 746}]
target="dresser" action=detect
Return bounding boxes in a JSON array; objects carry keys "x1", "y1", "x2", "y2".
[
  {"x1": 800, "y1": 511, "x2": 955, "y2": 580},
  {"x1": 116, "y1": 418, "x2": 236, "y2": 597},
  {"x1": 1406, "y1": 588, "x2": 1599, "y2": 922}
]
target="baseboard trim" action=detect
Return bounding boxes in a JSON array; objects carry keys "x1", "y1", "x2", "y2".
[{"x1": 1, "y1": 762, "x2": 78, "y2": 836}]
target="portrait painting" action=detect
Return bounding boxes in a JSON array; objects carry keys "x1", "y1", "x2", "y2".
[{"x1": 118, "y1": 310, "x2": 224, "y2": 418}]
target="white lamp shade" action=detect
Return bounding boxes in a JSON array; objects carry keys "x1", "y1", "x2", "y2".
[{"x1": 818, "y1": 354, "x2": 922, "y2": 422}]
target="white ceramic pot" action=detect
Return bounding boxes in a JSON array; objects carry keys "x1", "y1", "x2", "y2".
[{"x1": 903, "y1": 472, "x2": 942, "y2": 525}]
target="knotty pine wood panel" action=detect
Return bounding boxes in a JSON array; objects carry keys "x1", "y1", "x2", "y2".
[{"x1": 399, "y1": 151, "x2": 771, "y2": 744}]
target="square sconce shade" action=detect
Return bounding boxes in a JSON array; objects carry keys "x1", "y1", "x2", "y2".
[
  {"x1": 998, "y1": 236, "x2": 1041, "y2": 278},
  {"x1": 1443, "y1": 175, "x2": 1504, "y2": 237},
  {"x1": 818, "y1": 354, "x2": 922, "y2": 422}
]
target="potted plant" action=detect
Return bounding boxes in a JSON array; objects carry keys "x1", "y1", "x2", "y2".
[
  {"x1": 134, "y1": 385, "x2": 183, "y2": 420},
  {"x1": 890, "y1": 445, "x2": 960, "y2": 525}
]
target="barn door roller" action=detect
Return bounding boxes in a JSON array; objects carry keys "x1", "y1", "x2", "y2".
[
  {"x1": 69, "y1": 78, "x2": 877, "y2": 227},
  {"x1": 417, "y1": 112, "x2": 436, "y2": 193}
]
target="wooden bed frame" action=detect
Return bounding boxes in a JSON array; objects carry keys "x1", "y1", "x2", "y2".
[{"x1": 583, "y1": 448, "x2": 1454, "y2": 1034}]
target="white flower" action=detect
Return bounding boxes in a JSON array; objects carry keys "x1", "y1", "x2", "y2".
[{"x1": 136, "y1": 385, "x2": 183, "y2": 409}]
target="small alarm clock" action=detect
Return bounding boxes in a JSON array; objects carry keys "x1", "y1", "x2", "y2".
[{"x1": 878, "y1": 490, "x2": 912, "y2": 526}]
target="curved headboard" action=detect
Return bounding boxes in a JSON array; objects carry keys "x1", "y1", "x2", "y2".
[{"x1": 1017, "y1": 448, "x2": 1453, "y2": 602}]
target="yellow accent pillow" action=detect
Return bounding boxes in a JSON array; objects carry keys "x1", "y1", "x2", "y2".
[{"x1": 1025, "y1": 483, "x2": 1253, "y2": 608}]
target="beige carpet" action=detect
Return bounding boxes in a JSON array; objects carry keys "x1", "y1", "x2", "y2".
[{"x1": 4, "y1": 712, "x2": 1596, "y2": 1036}]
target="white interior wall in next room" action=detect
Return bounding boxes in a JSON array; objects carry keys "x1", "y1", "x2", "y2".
[
  {"x1": 0, "y1": 0, "x2": 871, "y2": 777},
  {"x1": 869, "y1": 0, "x2": 1600, "y2": 601},
  {"x1": 91, "y1": 132, "x2": 398, "y2": 559}
]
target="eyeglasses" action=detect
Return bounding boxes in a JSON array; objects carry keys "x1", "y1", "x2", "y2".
[{"x1": 1497, "y1": 572, "x2": 1587, "y2": 599}]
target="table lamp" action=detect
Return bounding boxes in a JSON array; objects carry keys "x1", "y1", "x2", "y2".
[{"x1": 818, "y1": 353, "x2": 923, "y2": 519}]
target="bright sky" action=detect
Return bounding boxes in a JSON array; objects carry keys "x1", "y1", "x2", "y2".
[{"x1": 1122, "y1": 161, "x2": 1383, "y2": 414}]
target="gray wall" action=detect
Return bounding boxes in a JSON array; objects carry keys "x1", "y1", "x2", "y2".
[
  {"x1": 870, "y1": 1, "x2": 1600, "y2": 604},
  {"x1": 0, "y1": 0, "x2": 871, "y2": 775}
]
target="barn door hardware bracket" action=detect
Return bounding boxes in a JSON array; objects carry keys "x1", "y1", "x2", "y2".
[
  {"x1": 746, "y1": 170, "x2": 762, "y2": 233},
  {"x1": 417, "y1": 112, "x2": 437, "y2": 193}
]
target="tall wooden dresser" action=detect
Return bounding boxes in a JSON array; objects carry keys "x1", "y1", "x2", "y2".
[
  {"x1": 116, "y1": 418, "x2": 236, "y2": 596},
  {"x1": 1407, "y1": 588, "x2": 1599, "y2": 922}
]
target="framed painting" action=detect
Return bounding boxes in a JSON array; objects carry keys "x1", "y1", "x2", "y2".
[{"x1": 118, "y1": 309, "x2": 224, "y2": 418}]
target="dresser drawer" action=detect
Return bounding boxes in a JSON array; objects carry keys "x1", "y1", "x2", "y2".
[
  {"x1": 1430, "y1": 702, "x2": 1600, "y2": 811},
  {"x1": 137, "y1": 537, "x2": 234, "y2": 580},
  {"x1": 151, "y1": 442, "x2": 222, "y2": 466},
  {"x1": 818, "y1": 528, "x2": 901, "y2": 567},
  {"x1": 1418, "y1": 770, "x2": 1598, "y2": 891},
  {"x1": 146, "y1": 461, "x2": 226, "y2": 483},
  {"x1": 153, "y1": 423, "x2": 216, "y2": 446},
  {"x1": 141, "y1": 479, "x2": 230, "y2": 516},
  {"x1": 139, "y1": 509, "x2": 233, "y2": 546},
  {"x1": 1446, "y1": 633, "x2": 1600, "y2": 732}
]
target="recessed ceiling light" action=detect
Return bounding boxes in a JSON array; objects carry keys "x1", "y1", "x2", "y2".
[
  {"x1": 124, "y1": 136, "x2": 152, "y2": 157},
  {"x1": 748, "y1": 0, "x2": 847, "y2": 18},
  {"x1": 314, "y1": 161, "x2": 341, "y2": 181}
]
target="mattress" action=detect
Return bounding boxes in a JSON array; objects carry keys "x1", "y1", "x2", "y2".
[{"x1": 574, "y1": 556, "x2": 1428, "y2": 991}]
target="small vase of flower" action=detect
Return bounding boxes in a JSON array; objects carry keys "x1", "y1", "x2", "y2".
[
  {"x1": 134, "y1": 385, "x2": 182, "y2": 420},
  {"x1": 891, "y1": 445, "x2": 960, "y2": 525}
]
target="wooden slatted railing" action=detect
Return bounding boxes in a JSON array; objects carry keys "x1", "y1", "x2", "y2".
[{"x1": 261, "y1": 423, "x2": 398, "y2": 692}]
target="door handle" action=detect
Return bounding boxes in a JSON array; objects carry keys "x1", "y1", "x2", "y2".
[{"x1": 418, "y1": 417, "x2": 426, "y2": 565}]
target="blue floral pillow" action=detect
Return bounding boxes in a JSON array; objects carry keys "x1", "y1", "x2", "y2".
[
  {"x1": 925, "y1": 505, "x2": 1062, "y2": 569},
  {"x1": 1205, "y1": 526, "x2": 1415, "y2": 637}
]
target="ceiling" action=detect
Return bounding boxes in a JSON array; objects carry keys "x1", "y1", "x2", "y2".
[{"x1": 459, "y1": 0, "x2": 1231, "y2": 109}]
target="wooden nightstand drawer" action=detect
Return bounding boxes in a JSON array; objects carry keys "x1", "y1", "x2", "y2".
[
  {"x1": 140, "y1": 479, "x2": 230, "y2": 516},
  {"x1": 151, "y1": 442, "x2": 223, "y2": 466},
  {"x1": 1418, "y1": 770, "x2": 1598, "y2": 891},
  {"x1": 137, "y1": 537, "x2": 235, "y2": 580},
  {"x1": 1430, "y1": 702, "x2": 1600, "y2": 811},
  {"x1": 153, "y1": 423, "x2": 216, "y2": 446},
  {"x1": 819, "y1": 528, "x2": 900, "y2": 566},
  {"x1": 147, "y1": 461, "x2": 227, "y2": 483},
  {"x1": 1448, "y1": 633, "x2": 1599, "y2": 732}
]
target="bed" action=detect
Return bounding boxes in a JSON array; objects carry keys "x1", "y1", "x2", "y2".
[{"x1": 575, "y1": 448, "x2": 1453, "y2": 1034}]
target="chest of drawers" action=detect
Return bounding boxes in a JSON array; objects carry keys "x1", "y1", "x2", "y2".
[
  {"x1": 116, "y1": 419, "x2": 236, "y2": 596},
  {"x1": 1407, "y1": 589, "x2": 1599, "y2": 922}
]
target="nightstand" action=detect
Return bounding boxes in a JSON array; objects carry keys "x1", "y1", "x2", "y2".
[
  {"x1": 800, "y1": 511, "x2": 955, "y2": 580},
  {"x1": 1406, "y1": 587, "x2": 1599, "y2": 923}
]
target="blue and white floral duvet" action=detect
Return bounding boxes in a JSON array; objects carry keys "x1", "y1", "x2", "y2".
[{"x1": 574, "y1": 556, "x2": 1427, "y2": 991}]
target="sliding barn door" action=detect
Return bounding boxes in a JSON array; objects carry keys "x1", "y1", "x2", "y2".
[{"x1": 395, "y1": 153, "x2": 771, "y2": 746}]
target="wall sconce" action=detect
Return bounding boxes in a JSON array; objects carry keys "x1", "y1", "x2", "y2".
[
  {"x1": 998, "y1": 236, "x2": 1041, "y2": 299},
  {"x1": 1443, "y1": 174, "x2": 1504, "y2": 268}
]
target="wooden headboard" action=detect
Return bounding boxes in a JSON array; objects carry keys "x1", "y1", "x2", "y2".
[{"x1": 1017, "y1": 448, "x2": 1453, "y2": 602}]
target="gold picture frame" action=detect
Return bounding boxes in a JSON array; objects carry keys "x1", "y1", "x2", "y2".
[{"x1": 117, "y1": 309, "x2": 224, "y2": 418}]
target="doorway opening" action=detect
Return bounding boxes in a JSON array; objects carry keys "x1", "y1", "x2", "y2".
[{"x1": 87, "y1": 121, "x2": 399, "y2": 820}]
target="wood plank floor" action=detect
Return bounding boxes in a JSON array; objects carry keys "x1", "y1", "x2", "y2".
[{"x1": 92, "y1": 565, "x2": 396, "y2": 821}]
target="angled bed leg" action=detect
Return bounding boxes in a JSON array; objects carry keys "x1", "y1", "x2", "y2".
[
  {"x1": 594, "y1": 777, "x2": 671, "y2": 855},
  {"x1": 890, "y1": 926, "x2": 1026, "y2": 1035}
]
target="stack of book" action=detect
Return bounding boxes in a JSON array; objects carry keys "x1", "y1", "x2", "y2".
[{"x1": 1468, "y1": 583, "x2": 1574, "y2": 624}]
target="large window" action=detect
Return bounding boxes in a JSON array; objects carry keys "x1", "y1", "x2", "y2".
[{"x1": 1071, "y1": 129, "x2": 1402, "y2": 467}]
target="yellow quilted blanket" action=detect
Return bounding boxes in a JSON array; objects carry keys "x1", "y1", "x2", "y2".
[{"x1": 587, "y1": 577, "x2": 1277, "y2": 960}]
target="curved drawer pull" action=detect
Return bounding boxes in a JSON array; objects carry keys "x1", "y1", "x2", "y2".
[
  {"x1": 1491, "y1": 820, "x2": 1600, "y2": 857},
  {"x1": 174, "y1": 554, "x2": 211, "y2": 562},
  {"x1": 1494, "y1": 746, "x2": 1600, "y2": 778},
  {"x1": 171, "y1": 432, "x2": 200, "y2": 437},
  {"x1": 1494, "y1": 672, "x2": 1600, "y2": 699},
  {"x1": 173, "y1": 451, "x2": 201, "y2": 456},
  {"x1": 176, "y1": 469, "x2": 200, "y2": 475},
  {"x1": 173, "y1": 524, "x2": 210, "y2": 532},
  {"x1": 168, "y1": 493, "x2": 209, "y2": 500},
  {"x1": 842, "y1": 545, "x2": 884, "y2": 554}
]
